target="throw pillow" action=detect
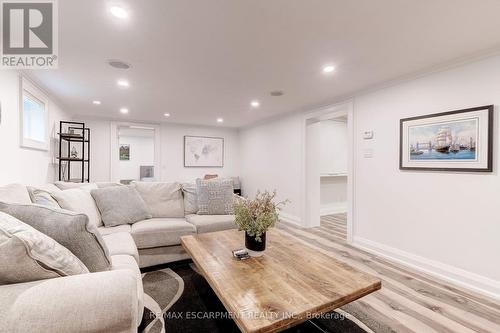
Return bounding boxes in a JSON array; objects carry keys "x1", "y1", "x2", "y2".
[
  {"x1": 51, "y1": 184, "x2": 102, "y2": 228},
  {"x1": 0, "y1": 203, "x2": 111, "y2": 272},
  {"x1": 196, "y1": 178, "x2": 234, "y2": 215},
  {"x1": 132, "y1": 182, "x2": 185, "y2": 218},
  {"x1": 91, "y1": 186, "x2": 152, "y2": 227},
  {"x1": 0, "y1": 211, "x2": 89, "y2": 284},
  {"x1": 0, "y1": 184, "x2": 32, "y2": 204},
  {"x1": 27, "y1": 186, "x2": 61, "y2": 209},
  {"x1": 182, "y1": 182, "x2": 198, "y2": 215}
]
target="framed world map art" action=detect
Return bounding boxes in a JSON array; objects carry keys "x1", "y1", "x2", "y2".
[
  {"x1": 184, "y1": 136, "x2": 224, "y2": 167},
  {"x1": 400, "y1": 105, "x2": 493, "y2": 172}
]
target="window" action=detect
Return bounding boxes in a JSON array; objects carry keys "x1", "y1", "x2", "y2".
[{"x1": 20, "y1": 78, "x2": 49, "y2": 150}]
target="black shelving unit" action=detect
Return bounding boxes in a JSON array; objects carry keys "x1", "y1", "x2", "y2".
[{"x1": 58, "y1": 121, "x2": 91, "y2": 183}]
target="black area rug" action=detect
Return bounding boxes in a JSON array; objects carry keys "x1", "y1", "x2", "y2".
[{"x1": 140, "y1": 261, "x2": 371, "y2": 333}]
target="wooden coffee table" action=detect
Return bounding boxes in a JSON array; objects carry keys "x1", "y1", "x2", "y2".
[{"x1": 181, "y1": 229, "x2": 381, "y2": 333}]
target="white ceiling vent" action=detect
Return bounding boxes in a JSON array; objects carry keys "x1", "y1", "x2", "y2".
[
  {"x1": 107, "y1": 59, "x2": 131, "y2": 70},
  {"x1": 270, "y1": 90, "x2": 284, "y2": 97}
]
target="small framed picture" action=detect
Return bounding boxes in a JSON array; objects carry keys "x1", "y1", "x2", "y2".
[
  {"x1": 400, "y1": 105, "x2": 493, "y2": 172},
  {"x1": 119, "y1": 144, "x2": 130, "y2": 161}
]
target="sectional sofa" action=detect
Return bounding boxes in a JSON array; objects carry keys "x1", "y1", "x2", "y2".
[{"x1": 0, "y1": 180, "x2": 238, "y2": 333}]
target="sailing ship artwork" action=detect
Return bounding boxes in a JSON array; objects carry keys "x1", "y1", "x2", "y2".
[
  {"x1": 408, "y1": 119, "x2": 477, "y2": 161},
  {"x1": 400, "y1": 105, "x2": 493, "y2": 172}
]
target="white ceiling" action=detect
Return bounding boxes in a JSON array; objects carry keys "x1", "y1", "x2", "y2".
[{"x1": 27, "y1": 0, "x2": 500, "y2": 128}]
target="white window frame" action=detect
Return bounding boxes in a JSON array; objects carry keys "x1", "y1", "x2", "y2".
[{"x1": 20, "y1": 77, "x2": 50, "y2": 151}]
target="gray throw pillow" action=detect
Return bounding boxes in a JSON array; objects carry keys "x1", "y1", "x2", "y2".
[
  {"x1": 0, "y1": 202, "x2": 111, "y2": 272},
  {"x1": 0, "y1": 212, "x2": 89, "y2": 284},
  {"x1": 196, "y1": 178, "x2": 234, "y2": 215},
  {"x1": 91, "y1": 186, "x2": 152, "y2": 227},
  {"x1": 182, "y1": 182, "x2": 198, "y2": 215}
]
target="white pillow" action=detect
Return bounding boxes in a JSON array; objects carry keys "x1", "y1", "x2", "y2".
[
  {"x1": 0, "y1": 184, "x2": 31, "y2": 204},
  {"x1": 51, "y1": 184, "x2": 103, "y2": 227},
  {"x1": 0, "y1": 212, "x2": 89, "y2": 284},
  {"x1": 27, "y1": 186, "x2": 61, "y2": 209},
  {"x1": 132, "y1": 182, "x2": 185, "y2": 218}
]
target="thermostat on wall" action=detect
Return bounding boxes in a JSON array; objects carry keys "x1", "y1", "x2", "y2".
[{"x1": 363, "y1": 130, "x2": 374, "y2": 140}]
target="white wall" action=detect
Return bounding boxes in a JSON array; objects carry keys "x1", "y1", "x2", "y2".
[
  {"x1": 159, "y1": 123, "x2": 240, "y2": 182},
  {"x1": 320, "y1": 120, "x2": 348, "y2": 174},
  {"x1": 239, "y1": 113, "x2": 304, "y2": 222},
  {"x1": 74, "y1": 118, "x2": 240, "y2": 183},
  {"x1": 118, "y1": 135, "x2": 155, "y2": 181},
  {"x1": 353, "y1": 55, "x2": 500, "y2": 294},
  {"x1": 320, "y1": 120, "x2": 348, "y2": 215},
  {"x1": 239, "y1": 54, "x2": 500, "y2": 297},
  {"x1": 0, "y1": 71, "x2": 68, "y2": 186}
]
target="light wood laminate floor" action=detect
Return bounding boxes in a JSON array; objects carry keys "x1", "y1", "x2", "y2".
[{"x1": 278, "y1": 214, "x2": 500, "y2": 333}]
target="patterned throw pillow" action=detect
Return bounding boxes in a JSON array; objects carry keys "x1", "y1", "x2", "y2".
[
  {"x1": 0, "y1": 212, "x2": 89, "y2": 284},
  {"x1": 196, "y1": 178, "x2": 234, "y2": 215}
]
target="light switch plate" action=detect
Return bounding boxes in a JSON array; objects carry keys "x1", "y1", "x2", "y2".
[{"x1": 363, "y1": 130, "x2": 374, "y2": 140}]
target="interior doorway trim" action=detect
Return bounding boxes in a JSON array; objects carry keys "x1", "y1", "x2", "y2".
[
  {"x1": 110, "y1": 122, "x2": 161, "y2": 183},
  {"x1": 301, "y1": 100, "x2": 355, "y2": 244}
]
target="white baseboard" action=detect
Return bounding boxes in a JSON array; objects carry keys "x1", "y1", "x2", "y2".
[
  {"x1": 353, "y1": 236, "x2": 500, "y2": 301},
  {"x1": 279, "y1": 212, "x2": 302, "y2": 227},
  {"x1": 320, "y1": 202, "x2": 347, "y2": 216}
]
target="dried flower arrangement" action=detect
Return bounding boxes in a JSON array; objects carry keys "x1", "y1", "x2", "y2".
[{"x1": 233, "y1": 190, "x2": 288, "y2": 242}]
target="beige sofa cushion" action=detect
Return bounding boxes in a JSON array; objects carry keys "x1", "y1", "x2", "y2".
[
  {"x1": 0, "y1": 212, "x2": 89, "y2": 284},
  {"x1": 185, "y1": 214, "x2": 236, "y2": 234},
  {"x1": 51, "y1": 185, "x2": 103, "y2": 227},
  {"x1": 0, "y1": 184, "x2": 31, "y2": 204},
  {"x1": 132, "y1": 182, "x2": 185, "y2": 218},
  {"x1": 181, "y1": 182, "x2": 198, "y2": 215},
  {"x1": 131, "y1": 218, "x2": 196, "y2": 249},
  {"x1": 98, "y1": 224, "x2": 131, "y2": 236},
  {"x1": 0, "y1": 203, "x2": 111, "y2": 272},
  {"x1": 91, "y1": 186, "x2": 152, "y2": 227},
  {"x1": 54, "y1": 181, "x2": 95, "y2": 190},
  {"x1": 111, "y1": 254, "x2": 144, "y2": 320},
  {"x1": 102, "y1": 232, "x2": 139, "y2": 264}
]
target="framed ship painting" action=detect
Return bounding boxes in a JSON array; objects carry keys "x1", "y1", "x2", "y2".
[
  {"x1": 400, "y1": 105, "x2": 493, "y2": 172},
  {"x1": 184, "y1": 136, "x2": 224, "y2": 167}
]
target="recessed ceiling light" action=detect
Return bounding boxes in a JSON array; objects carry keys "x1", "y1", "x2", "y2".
[
  {"x1": 117, "y1": 79, "x2": 129, "y2": 87},
  {"x1": 323, "y1": 65, "x2": 335, "y2": 73},
  {"x1": 251, "y1": 101, "x2": 260, "y2": 108},
  {"x1": 120, "y1": 108, "x2": 129, "y2": 114},
  {"x1": 164, "y1": 113, "x2": 170, "y2": 117},
  {"x1": 110, "y1": 6, "x2": 128, "y2": 19},
  {"x1": 92, "y1": 100, "x2": 101, "y2": 105},
  {"x1": 217, "y1": 118, "x2": 224, "y2": 123}
]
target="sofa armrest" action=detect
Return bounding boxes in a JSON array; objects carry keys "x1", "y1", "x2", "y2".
[{"x1": 0, "y1": 270, "x2": 138, "y2": 333}]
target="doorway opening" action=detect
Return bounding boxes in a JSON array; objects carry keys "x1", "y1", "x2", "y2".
[
  {"x1": 110, "y1": 123, "x2": 161, "y2": 184},
  {"x1": 303, "y1": 101, "x2": 354, "y2": 243}
]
